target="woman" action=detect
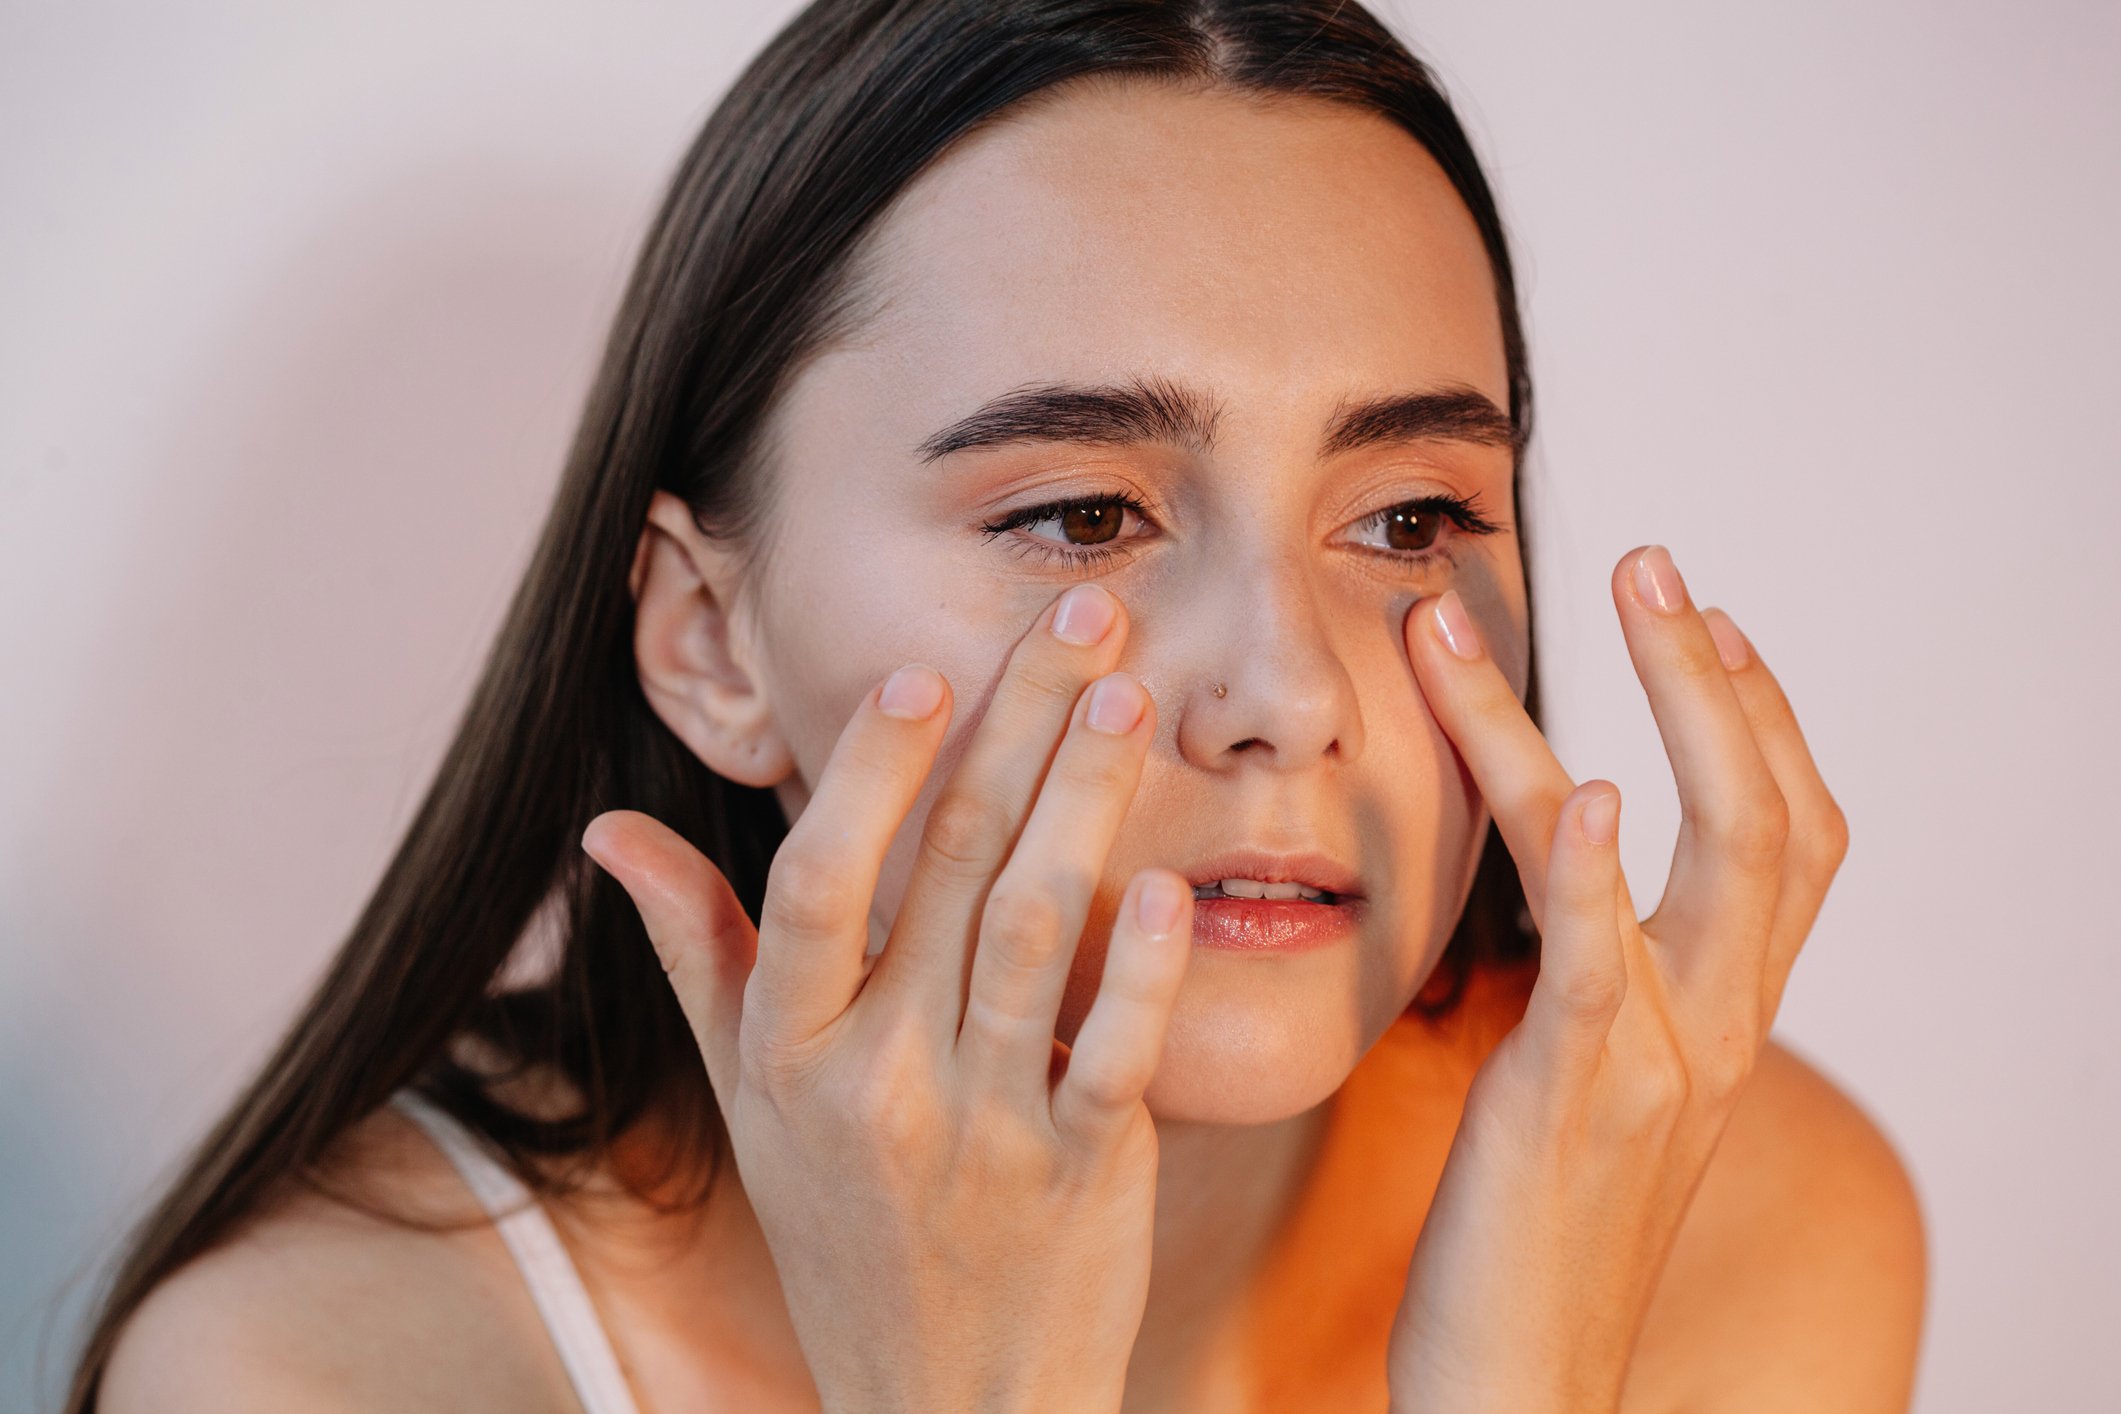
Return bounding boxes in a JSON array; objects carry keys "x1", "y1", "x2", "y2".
[{"x1": 72, "y1": 1, "x2": 1927, "y2": 1409}]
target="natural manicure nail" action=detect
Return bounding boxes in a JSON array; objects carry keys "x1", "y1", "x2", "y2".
[
  {"x1": 1085, "y1": 675, "x2": 1145, "y2": 734},
  {"x1": 1704, "y1": 610, "x2": 1753, "y2": 670},
  {"x1": 1137, "y1": 873, "x2": 1185, "y2": 935},
  {"x1": 1431, "y1": 589, "x2": 1483, "y2": 661},
  {"x1": 878, "y1": 664, "x2": 944, "y2": 719},
  {"x1": 1581, "y1": 789, "x2": 1620, "y2": 844},
  {"x1": 1052, "y1": 583, "x2": 1118, "y2": 645},
  {"x1": 1634, "y1": 545, "x2": 1687, "y2": 614}
]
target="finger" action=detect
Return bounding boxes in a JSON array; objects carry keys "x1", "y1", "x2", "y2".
[
  {"x1": 871, "y1": 583, "x2": 1128, "y2": 1038},
  {"x1": 580, "y1": 809, "x2": 757, "y2": 1108},
  {"x1": 1051, "y1": 868, "x2": 1193, "y2": 1149},
  {"x1": 751, "y1": 662, "x2": 952, "y2": 1050},
  {"x1": 1700, "y1": 608, "x2": 1850, "y2": 1019},
  {"x1": 1519, "y1": 782, "x2": 1630, "y2": 1084},
  {"x1": 956, "y1": 671, "x2": 1155, "y2": 1106},
  {"x1": 1406, "y1": 586, "x2": 1578, "y2": 937},
  {"x1": 1612, "y1": 548, "x2": 1788, "y2": 999}
]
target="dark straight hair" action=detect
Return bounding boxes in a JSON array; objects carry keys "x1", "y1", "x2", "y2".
[{"x1": 62, "y1": 1, "x2": 1539, "y2": 1404}]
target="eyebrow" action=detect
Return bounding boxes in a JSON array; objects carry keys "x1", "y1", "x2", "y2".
[{"x1": 912, "y1": 375, "x2": 1519, "y2": 462}]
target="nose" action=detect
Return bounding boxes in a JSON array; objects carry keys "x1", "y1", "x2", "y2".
[{"x1": 1171, "y1": 543, "x2": 1365, "y2": 772}]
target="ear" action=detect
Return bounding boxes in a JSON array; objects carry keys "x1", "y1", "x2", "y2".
[{"x1": 629, "y1": 489, "x2": 794, "y2": 788}]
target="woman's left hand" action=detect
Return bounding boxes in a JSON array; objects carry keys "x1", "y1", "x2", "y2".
[{"x1": 1385, "y1": 545, "x2": 1850, "y2": 1413}]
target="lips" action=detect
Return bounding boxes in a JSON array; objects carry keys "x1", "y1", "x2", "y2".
[
  {"x1": 1177, "y1": 848, "x2": 1364, "y2": 906},
  {"x1": 1186, "y1": 889, "x2": 1363, "y2": 952}
]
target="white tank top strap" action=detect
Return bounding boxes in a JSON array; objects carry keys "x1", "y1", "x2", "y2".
[{"x1": 389, "y1": 1089, "x2": 644, "y2": 1414}]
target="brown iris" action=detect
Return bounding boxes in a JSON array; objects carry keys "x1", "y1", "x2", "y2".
[
  {"x1": 1378, "y1": 504, "x2": 1443, "y2": 553},
  {"x1": 1056, "y1": 503, "x2": 1125, "y2": 546}
]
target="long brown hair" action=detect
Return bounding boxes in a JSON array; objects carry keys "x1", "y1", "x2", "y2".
[{"x1": 62, "y1": 2, "x2": 1541, "y2": 1404}]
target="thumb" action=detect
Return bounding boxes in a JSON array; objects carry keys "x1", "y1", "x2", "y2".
[{"x1": 580, "y1": 808, "x2": 754, "y2": 1109}]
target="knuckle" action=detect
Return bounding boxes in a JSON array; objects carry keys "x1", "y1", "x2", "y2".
[
  {"x1": 981, "y1": 885, "x2": 1068, "y2": 970},
  {"x1": 1054, "y1": 739, "x2": 1139, "y2": 797},
  {"x1": 1062, "y1": 1062, "x2": 1128, "y2": 1117},
  {"x1": 1009, "y1": 653, "x2": 1092, "y2": 710},
  {"x1": 1695, "y1": 1026, "x2": 1760, "y2": 1104},
  {"x1": 763, "y1": 846, "x2": 854, "y2": 935},
  {"x1": 1803, "y1": 797, "x2": 1852, "y2": 874},
  {"x1": 1621, "y1": 1045, "x2": 1692, "y2": 1121},
  {"x1": 738, "y1": 1022, "x2": 828, "y2": 1102},
  {"x1": 823, "y1": 1054, "x2": 932, "y2": 1152},
  {"x1": 1071, "y1": 1059, "x2": 1150, "y2": 1122},
  {"x1": 1556, "y1": 963, "x2": 1627, "y2": 1022},
  {"x1": 1711, "y1": 791, "x2": 1790, "y2": 872},
  {"x1": 920, "y1": 789, "x2": 1010, "y2": 880}
]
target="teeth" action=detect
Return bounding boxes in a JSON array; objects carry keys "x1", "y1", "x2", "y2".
[{"x1": 1193, "y1": 878, "x2": 1330, "y2": 902}]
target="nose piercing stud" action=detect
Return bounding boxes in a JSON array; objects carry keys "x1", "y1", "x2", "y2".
[{"x1": 1213, "y1": 682, "x2": 1227, "y2": 698}]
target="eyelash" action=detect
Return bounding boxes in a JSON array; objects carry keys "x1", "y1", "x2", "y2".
[{"x1": 978, "y1": 489, "x2": 1506, "y2": 571}]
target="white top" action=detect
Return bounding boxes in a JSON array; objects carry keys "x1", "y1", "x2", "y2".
[{"x1": 389, "y1": 1089, "x2": 644, "y2": 1414}]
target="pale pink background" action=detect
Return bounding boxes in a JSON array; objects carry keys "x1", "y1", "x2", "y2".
[{"x1": 3, "y1": 2, "x2": 2115, "y2": 1408}]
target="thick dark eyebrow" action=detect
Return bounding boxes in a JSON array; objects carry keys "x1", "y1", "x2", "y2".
[{"x1": 912, "y1": 375, "x2": 1519, "y2": 463}]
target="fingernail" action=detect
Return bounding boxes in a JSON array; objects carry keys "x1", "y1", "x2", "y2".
[
  {"x1": 1430, "y1": 589, "x2": 1483, "y2": 661},
  {"x1": 1703, "y1": 610, "x2": 1752, "y2": 671},
  {"x1": 1052, "y1": 584, "x2": 1118, "y2": 645},
  {"x1": 878, "y1": 664, "x2": 944, "y2": 719},
  {"x1": 1085, "y1": 674, "x2": 1145, "y2": 734},
  {"x1": 1580, "y1": 788, "x2": 1620, "y2": 845},
  {"x1": 579, "y1": 822, "x2": 610, "y2": 868},
  {"x1": 1137, "y1": 873, "x2": 1186, "y2": 935},
  {"x1": 1633, "y1": 546, "x2": 1687, "y2": 614}
]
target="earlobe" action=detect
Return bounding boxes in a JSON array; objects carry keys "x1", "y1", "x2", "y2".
[{"x1": 630, "y1": 490, "x2": 794, "y2": 788}]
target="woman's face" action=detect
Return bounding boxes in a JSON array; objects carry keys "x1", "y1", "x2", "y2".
[{"x1": 734, "y1": 79, "x2": 1527, "y2": 1124}]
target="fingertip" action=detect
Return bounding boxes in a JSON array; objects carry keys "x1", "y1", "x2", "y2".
[
  {"x1": 1577, "y1": 781, "x2": 1621, "y2": 846},
  {"x1": 1701, "y1": 607, "x2": 1754, "y2": 671},
  {"x1": 878, "y1": 662, "x2": 948, "y2": 721},
  {"x1": 1406, "y1": 589, "x2": 1483, "y2": 664},
  {"x1": 1611, "y1": 544, "x2": 1656, "y2": 594},
  {"x1": 580, "y1": 810, "x2": 629, "y2": 873},
  {"x1": 1133, "y1": 868, "x2": 1191, "y2": 940}
]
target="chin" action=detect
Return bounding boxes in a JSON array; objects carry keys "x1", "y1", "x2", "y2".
[{"x1": 1132, "y1": 982, "x2": 1379, "y2": 1126}]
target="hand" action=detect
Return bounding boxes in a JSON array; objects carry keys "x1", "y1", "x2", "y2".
[
  {"x1": 1386, "y1": 545, "x2": 1849, "y2": 1412},
  {"x1": 580, "y1": 582, "x2": 1194, "y2": 1414}
]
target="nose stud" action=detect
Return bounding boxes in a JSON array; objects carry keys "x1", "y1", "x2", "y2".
[{"x1": 1212, "y1": 681, "x2": 1227, "y2": 698}]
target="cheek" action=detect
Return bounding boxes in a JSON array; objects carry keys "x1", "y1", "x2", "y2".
[{"x1": 760, "y1": 556, "x2": 1037, "y2": 930}]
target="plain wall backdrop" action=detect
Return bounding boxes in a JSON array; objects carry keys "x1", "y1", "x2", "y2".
[{"x1": 3, "y1": 1, "x2": 2115, "y2": 1408}]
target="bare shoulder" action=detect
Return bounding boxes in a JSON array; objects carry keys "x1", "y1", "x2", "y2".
[
  {"x1": 1626, "y1": 1035, "x2": 1931, "y2": 1412},
  {"x1": 101, "y1": 1102, "x2": 575, "y2": 1413}
]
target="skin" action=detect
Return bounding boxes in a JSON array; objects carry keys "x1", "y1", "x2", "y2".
[
  {"x1": 97, "y1": 75, "x2": 1929, "y2": 1414},
  {"x1": 621, "y1": 77, "x2": 1529, "y2": 1404},
  {"x1": 651, "y1": 76, "x2": 1528, "y2": 1119}
]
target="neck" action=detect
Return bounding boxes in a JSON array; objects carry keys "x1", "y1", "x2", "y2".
[{"x1": 1123, "y1": 1098, "x2": 1341, "y2": 1408}]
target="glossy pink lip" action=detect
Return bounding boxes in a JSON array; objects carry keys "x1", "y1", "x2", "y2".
[
  {"x1": 1176, "y1": 847, "x2": 1366, "y2": 953},
  {"x1": 1189, "y1": 893, "x2": 1364, "y2": 952}
]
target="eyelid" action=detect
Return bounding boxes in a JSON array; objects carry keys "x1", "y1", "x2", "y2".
[
  {"x1": 979, "y1": 486, "x2": 1155, "y2": 536},
  {"x1": 1341, "y1": 491, "x2": 1507, "y2": 556},
  {"x1": 981, "y1": 486, "x2": 1505, "y2": 571}
]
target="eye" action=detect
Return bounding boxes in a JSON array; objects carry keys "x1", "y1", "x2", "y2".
[
  {"x1": 977, "y1": 487, "x2": 1507, "y2": 573},
  {"x1": 979, "y1": 491, "x2": 1154, "y2": 570},
  {"x1": 1347, "y1": 492, "x2": 1506, "y2": 564}
]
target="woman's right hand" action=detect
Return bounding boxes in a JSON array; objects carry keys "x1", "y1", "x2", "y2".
[{"x1": 581, "y1": 582, "x2": 1193, "y2": 1414}]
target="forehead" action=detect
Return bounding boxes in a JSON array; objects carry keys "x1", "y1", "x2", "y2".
[{"x1": 829, "y1": 77, "x2": 1509, "y2": 420}]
